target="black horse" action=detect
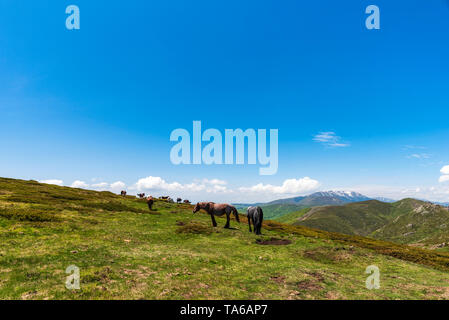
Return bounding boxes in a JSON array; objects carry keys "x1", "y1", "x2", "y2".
[{"x1": 247, "y1": 206, "x2": 263, "y2": 235}]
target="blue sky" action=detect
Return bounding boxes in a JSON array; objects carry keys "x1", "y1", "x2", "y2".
[{"x1": 1, "y1": 0, "x2": 449, "y2": 202}]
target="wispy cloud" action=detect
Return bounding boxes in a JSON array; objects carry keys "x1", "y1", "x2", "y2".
[
  {"x1": 39, "y1": 179, "x2": 64, "y2": 186},
  {"x1": 407, "y1": 153, "x2": 431, "y2": 159},
  {"x1": 403, "y1": 145, "x2": 427, "y2": 150},
  {"x1": 313, "y1": 132, "x2": 350, "y2": 148}
]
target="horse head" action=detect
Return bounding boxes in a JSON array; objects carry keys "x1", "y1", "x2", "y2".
[{"x1": 193, "y1": 202, "x2": 212, "y2": 214}]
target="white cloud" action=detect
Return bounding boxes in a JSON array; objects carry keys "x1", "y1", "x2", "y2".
[
  {"x1": 89, "y1": 181, "x2": 127, "y2": 193},
  {"x1": 71, "y1": 180, "x2": 89, "y2": 189},
  {"x1": 91, "y1": 182, "x2": 109, "y2": 190},
  {"x1": 239, "y1": 177, "x2": 320, "y2": 195},
  {"x1": 202, "y1": 179, "x2": 227, "y2": 186},
  {"x1": 438, "y1": 165, "x2": 449, "y2": 184},
  {"x1": 132, "y1": 176, "x2": 235, "y2": 197},
  {"x1": 133, "y1": 176, "x2": 231, "y2": 193},
  {"x1": 134, "y1": 176, "x2": 185, "y2": 192},
  {"x1": 40, "y1": 179, "x2": 63, "y2": 186},
  {"x1": 313, "y1": 132, "x2": 349, "y2": 148},
  {"x1": 440, "y1": 165, "x2": 449, "y2": 175},
  {"x1": 110, "y1": 181, "x2": 126, "y2": 192}
]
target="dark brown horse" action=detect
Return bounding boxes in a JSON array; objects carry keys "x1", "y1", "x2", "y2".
[
  {"x1": 193, "y1": 202, "x2": 240, "y2": 228},
  {"x1": 120, "y1": 190, "x2": 127, "y2": 196},
  {"x1": 146, "y1": 196, "x2": 154, "y2": 211}
]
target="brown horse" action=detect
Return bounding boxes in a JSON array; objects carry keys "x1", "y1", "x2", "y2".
[
  {"x1": 193, "y1": 202, "x2": 240, "y2": 228},
  {"x1": 146, "y1": 196, "x2": 154, "y2": 211}
]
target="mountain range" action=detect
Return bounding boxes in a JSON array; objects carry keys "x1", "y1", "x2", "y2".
[
  {"x1": 234, "y1": 192, "x2": 449, "y2": 247},
  {"x1": 235, "y1": 191, "x2": 377, "y2": 219}
]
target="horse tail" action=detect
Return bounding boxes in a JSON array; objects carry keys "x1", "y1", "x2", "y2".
[{"x1": 232, "y1": 207, "x2": 240, "y2": 223}]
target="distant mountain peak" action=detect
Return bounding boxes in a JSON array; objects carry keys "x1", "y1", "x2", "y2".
[
  {"x1": 313, "y1": 190, "x2": 368, "y2": 198},
  {"x1": 258, "y1": 190, "x2": 372, "y2": 207}
]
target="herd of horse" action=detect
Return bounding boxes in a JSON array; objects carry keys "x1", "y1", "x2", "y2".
[{"x1": 120, "y1": 190, "x2": 264, "y2": 235}]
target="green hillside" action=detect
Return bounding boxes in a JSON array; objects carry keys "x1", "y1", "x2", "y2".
[
  {"x1": 293, "y1": 201, "x2": 396, "y2": 235},
  {"x1": 373, "y1": 199, "x2": 449, "y2": 246},
  {"x1": 275, "y1": 208, "x2": 311, "y2": 224},
  {"x1": 2, "y1": 178, "x2": 449, "y2": 299},
  {"x1": 260, "y1": 204, "x2": 308, "y2": 220},
  {"x1": 292, "y1": 199, "x2": 449, "y2": 247}
]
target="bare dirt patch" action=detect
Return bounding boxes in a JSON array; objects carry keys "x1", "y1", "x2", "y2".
[
  {"x1": 256, "y1": 238, "x2": 292, "y2": 246},
  {"x1": 303, "y1": 246, "x2": 355, "y2": 263},
  {"x1": 297, "y1": 279, "x2": 323, "y2": 291},
  {"x1": 176, "y1": 222, "x2": 213, "y2": 235},
  {"x1": 270, "y1": 275, "x2": 286, "y2": 284}
]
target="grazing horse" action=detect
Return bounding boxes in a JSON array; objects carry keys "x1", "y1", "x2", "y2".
[
  {"x1": 193, "y1": 202, "x2": 240, "y2": 228},
  {"x1": 247, "y1": 206, "x2": 263, "y2": 235},
  {"x1": 146, "y1": 196, "x2": 154, "y2": 211},
  {"x1": 120, "y1": 190, "x2": 127, "y2": 196},
  {"x1": 183, "y1": 200, "x2": 191, "y2": 204}
]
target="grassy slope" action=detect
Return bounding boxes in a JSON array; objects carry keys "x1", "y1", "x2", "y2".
[
  {"x1": 275, "y1": 208, "x2": 311, "y2": 224},
  {"x1": 2, "y1": 178, "x2": 449, "y2": 300}
]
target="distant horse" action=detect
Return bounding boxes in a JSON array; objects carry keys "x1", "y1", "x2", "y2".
[
  {"x1": 137, "y1": 193, "x2": 145, "y2": 199},
  {"x1": 177, "y1": 198, "x2": 182, "y2": 204},
  {"x1": 193, "y1": 202, "x2": 240, "y2": 228},
  {"x1": 183, "y1": 200, "x2": 191, "y2": 204},
  {"x1": 120, "y1": 190, "x2": 127, "y2": 196},
  {"x1": 247, "y1": 206, "x2": 263, "y2": 235},
  {"x1": 146, "y1": 196, "x2": 154, "y2": 211}
]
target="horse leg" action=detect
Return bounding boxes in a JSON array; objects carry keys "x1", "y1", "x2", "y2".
[
  {"x1": 256, "y1": 221, "x2": 262, "y2": 235},
  {"x1": 210, "y1": 214, "x2": 218, "y2": 227},
  {"x1": 248, "y1": 215, "x2": 252, "y2": 232},
  {"x1": 224, "y1": 213, "x2": 230, "y2": 228},
  {"x1": 252, "y1": 217, "x2": 257, "y2": 233},
  {"x1": 233, "y1": 208, "x2": 240, "y2": 223}
]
